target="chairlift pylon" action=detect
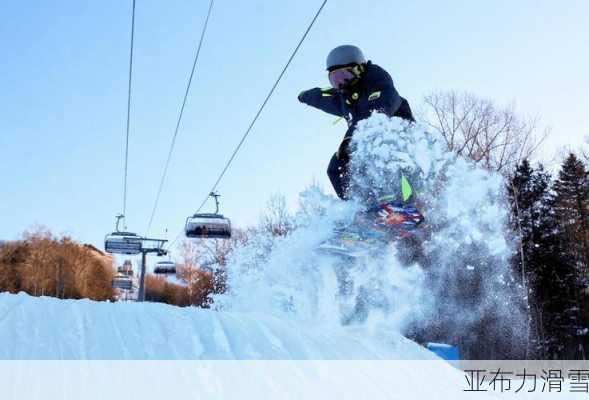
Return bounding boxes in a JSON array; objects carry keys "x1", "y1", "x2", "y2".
[
  {"x1": 104, "y1": 214, "x2": 143, "y2": 255},
  {"x1": 185, "y1": 192, "x2": 231, "y2": 239}
]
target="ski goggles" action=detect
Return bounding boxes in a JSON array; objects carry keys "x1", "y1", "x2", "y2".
[{"x1": 328, "y1": 66, "x2": 356, "y2": 89}]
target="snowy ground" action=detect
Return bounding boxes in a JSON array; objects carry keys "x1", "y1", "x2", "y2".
[
  {"x1": 0, "y1": 293, "x2": 583, "y2": 399},
  {"x1": 0, "y1": 292, "x2": 432, "y2": 360}
]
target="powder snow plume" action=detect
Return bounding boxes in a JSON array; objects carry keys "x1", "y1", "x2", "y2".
[{"x1": 216, "y1": 114, "x2": 527, "y2": 358}]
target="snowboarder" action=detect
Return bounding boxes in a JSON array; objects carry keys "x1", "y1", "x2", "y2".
[
  {"x1": 300, "y1": 45, "x2": 424, "y2": 258},
  {"x1": 298, "y1": 44, "x2": 415, "y2": 201}
]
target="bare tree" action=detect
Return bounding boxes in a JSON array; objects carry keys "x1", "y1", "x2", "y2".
[
  {"x1": 259, "y1": 194, "x2": 294, "y2": 237},
  {"x1": 179, "y1": 229, "x2": 248, "y2": 303},
  {"x1": 180, "y1": 228, "x2": 248, "y2": 268},
  {"x1": 420, "y1": 91, "x2": 549, "y2": 173}
]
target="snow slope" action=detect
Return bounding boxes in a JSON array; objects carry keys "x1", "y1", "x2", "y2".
[
  {"x1": 0, "y1": 293, "x2": 581, "y2": 400},
  {"x1": 0, "y1": 292, "x2": 432, "y2": 360},
  {"x1": 0, "y1": 293, "x2": 478, "y2": 400}
]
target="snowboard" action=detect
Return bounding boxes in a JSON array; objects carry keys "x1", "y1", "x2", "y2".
[{"x1": 318, "y1": 199, "x2": 425, "y2": 259}]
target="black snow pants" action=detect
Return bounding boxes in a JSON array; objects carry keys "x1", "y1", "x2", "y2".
[{"x1": 327, "y1": 152, "x2": 349, "y2": 200}]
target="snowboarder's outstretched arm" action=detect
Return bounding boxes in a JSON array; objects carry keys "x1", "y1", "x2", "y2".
[{"x1": 298, "y1": 87, "x2": 347, "y2": 117}]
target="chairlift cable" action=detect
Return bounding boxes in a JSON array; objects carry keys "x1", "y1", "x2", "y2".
[
  {"x1": 192, "y1": 0, "x2": 327, "y2": 215},
  {"x1": 167, "y1": 0, "x2": 328, "y2": 250},
  {"x1": 122, "y1": 0, "x2": 137, "y2": 223},
  {"x1": 105, "y1": 0, "x2": 140, "y2": 255},
  {"x1": 145, "y1": 0, "x2": 215, "y2": 235}
]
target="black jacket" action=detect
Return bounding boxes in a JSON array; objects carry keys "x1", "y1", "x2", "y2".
[{"x1": 299, "y1": 61, "x2": 414, "y2": 135}]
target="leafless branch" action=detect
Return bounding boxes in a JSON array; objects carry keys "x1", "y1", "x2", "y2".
[{"x1": 420, "y1": 91, "x2": 549, "y2": 174}]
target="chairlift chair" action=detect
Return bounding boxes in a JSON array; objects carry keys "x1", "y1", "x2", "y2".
[
  {"x1": 154, "y1": 260, "x2": 177, "y2": 275},
  {"x1": 104, "y1": 214, "x2": 143, "y2": 255},
  {"x1": 185, "y1": 213, "x2": 231, "y2": 239},
  {"x1": 185, "y1": 192, "x2": 231, "y2": 239},
  {"x1": 105, "y1": 231, "x2": 143, "y2": 255},
  {"x1": 117, "y1": 265, "x2": 134, "y2": 277},
  {"x1": 112, "y1": 274, "x2": 133, "y2": 290}
]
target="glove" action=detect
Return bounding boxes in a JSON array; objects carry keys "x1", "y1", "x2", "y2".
[
  {"x1": 298, "y1": 90, "x2": 308, "y2": 103},
  {"x1": 298, "y1": 87, "x2": 334, "y2": 103}
]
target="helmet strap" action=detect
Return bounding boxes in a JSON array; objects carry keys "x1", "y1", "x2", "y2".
[
  {"x1": 351, "y1": 64, "x2": 365, "y2": 78},
  {"x1": 345, "y1": 64, "x2": 364, "y2": 88}
]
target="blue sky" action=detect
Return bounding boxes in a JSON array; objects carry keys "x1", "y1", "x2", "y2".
[{"x1": 1, "y1": 0, "x2": 588, "y2": 256}]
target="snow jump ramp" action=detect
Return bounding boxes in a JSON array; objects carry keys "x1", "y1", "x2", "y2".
[{"x1": 0, "y1": 293, "x2": 553, "y2": 399}]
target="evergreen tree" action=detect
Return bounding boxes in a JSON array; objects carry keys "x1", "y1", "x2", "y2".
[
  {"x1": 508, "y1": 160, "x2": 558, "y2": 357},
  {"x1": 509, "y1": 160, "x2": 552, "y2": 279},
  {"x1": 551, "y1": 153, "x2": 589, "y2": 358},
  {"x1": 553, "y1": 153, "x2": 589, "y2": 274}
]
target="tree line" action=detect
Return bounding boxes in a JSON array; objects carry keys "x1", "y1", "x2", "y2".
[
  {"x1": 422, "y1": 90, "x2": 588, "y2": 359},
  {"x1": 508, "y1": 154, "x2": 589, "y2": 359},
  {"x1": 0, "y1": 228, "x2": 115, "y2": 300},
  {"x1": 0, "y1": 228, "x2": 224, "y2": 307}
]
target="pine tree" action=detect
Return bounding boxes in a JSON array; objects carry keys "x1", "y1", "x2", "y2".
[
  {"x1": 508, "y1": 160, "x2": 558, "y2": 357},
  {"x1": 509, "y1": 160, "x2": 552, "y2": 279},
  {"x1": 551, "y1": 153, "x2": 589, "y2": 358},
  {"x1": 554, "y1": 153, "x2": 589, "y2": 274}
]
